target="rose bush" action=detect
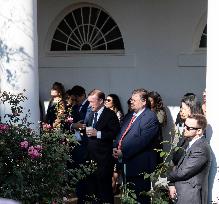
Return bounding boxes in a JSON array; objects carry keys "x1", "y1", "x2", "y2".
[{"x1": 0, "y1": 91, "x2": 95, "y2": 203}]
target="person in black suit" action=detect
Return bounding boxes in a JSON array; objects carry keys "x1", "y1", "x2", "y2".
[
  {"x1": 71, "y1": 85, "x2": 91, "y2": 125},
  {"x1": 113, "y1": 88, "x2": 159, "y2": 203},
  {"x1": 168, "y1": 114, "x2": 211, "y2": 204},
  {"x1": 69, "y1": 85, "x2": 91, "y2": 203},
  {"x1": 85, "y1": 89, "x2": 120, "y2": 203}
]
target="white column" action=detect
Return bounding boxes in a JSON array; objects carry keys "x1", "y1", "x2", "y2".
[
  {"x1": 207, "y1": 1, "x2": 219, "y2": 203},
  {"x1": 0, "y1": 0, "x2": 39, "y2": 128}
]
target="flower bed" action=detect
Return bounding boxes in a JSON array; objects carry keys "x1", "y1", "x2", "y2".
[{"x1": 0, "y1": 91, "x2": 95, "y2": 203}]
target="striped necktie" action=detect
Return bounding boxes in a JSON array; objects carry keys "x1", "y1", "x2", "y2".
[{"x1": 117, "y1": 115, "x2": 136, "y2": 150}]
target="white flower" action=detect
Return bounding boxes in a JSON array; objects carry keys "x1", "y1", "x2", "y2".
[{"x1": 155, "y1": 176, "x2": 168, "y2": 188}]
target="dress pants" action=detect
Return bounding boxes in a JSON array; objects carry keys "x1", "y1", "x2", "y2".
[
  {"x1": 86, "y1": 171, "x2": 114, "y2": 203},
  {"x1": 70, "y1": 141, "x2": 88, "y2": 203},
  {"x1": 126, "y1": 176, "x2": 151, "y2": 204}
]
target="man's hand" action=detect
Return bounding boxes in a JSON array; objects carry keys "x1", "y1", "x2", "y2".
[
  {"x1": 73, "y1": 122, "x2": 86, "y2": 130},
  {"x1": 168, "y1": 185, "x2": 177, "y2": 199},
  {"x1": 113, "y1": 148, "x2": 122, "y2": 159}
]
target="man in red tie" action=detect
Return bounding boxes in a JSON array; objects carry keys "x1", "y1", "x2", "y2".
[{"x1": 113, "y1": 88, "x2": 159, "y2": 203}]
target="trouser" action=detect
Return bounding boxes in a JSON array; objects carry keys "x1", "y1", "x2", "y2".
[{"x1": 126, "y1": 176, "x2": 151, "y2": 204}]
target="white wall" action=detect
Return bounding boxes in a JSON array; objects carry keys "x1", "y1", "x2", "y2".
[{"x1": 38, "y1": 0, "x2": 207, "y2": 123}]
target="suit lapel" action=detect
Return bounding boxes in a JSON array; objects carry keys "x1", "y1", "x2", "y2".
[
  {"x1": 177, "y1": 151, "x2": 187, "y2": 167},
  {"x1": 96, "y1": 107, "x2": 107, "y2": 128},
  {"x1": 177, "y1": 137, "x2": 205, "y2": 167},
  {"x1": 125, "y1": 109, "x2": 146, "y2": 134}
]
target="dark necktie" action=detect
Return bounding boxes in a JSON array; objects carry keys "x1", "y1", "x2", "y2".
[
  {"x1": 92, "y1": 112, "x2": 98, "y2": 128},
  {"x1": 117, "y1": 115, "x2": 136, "y2": 150}
]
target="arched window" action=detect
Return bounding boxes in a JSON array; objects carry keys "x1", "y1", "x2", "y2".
[
  {"x1": 51, "y1": 5, "x2": 124, "y2": 52},
  {"x1": 199, "y1": 25, "x2": 207, "y2": 48}
]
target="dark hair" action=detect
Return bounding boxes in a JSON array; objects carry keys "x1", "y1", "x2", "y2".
[
  {"x1": 127, "y1": 98, "x2": 131, "y2": 105},
  {"x1": 65, "y1": 89, "x2": 73, "y2": 96},
  {"x1": 181, "y1": 95, "x2": 203, "y2": 114},
  {"x1": 107, "y1": 94, "x2": 124, "y2": 115},
  {"x1": 132, "y1": 88, "x2": 150, "y2": 108},
  {"x1": 148, "y1": 91, "x2": 165, "y2": 112},
  {"x1": 183, "y1": 92, "x2": 196, "y2": 97},
  {"x1": 188, "y1": 114, "x2": 207, "y2": 131},
  {"x1": 88, "y1": 89, "x2": 105, "y2": 101},
  {"x1": 148, "y1": 91, "x2": 167, "y2": 126},
  {"x1": 52, "y1": 82, "x2": 65, "y2": 98},
  {"x1": 71, "y1": 85, "x2": 86, "y2": 97}
]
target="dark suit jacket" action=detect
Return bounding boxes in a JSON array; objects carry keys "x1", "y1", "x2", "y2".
[
  {"x1": 72, "y1": 100, "x2": 90, "y2": 123},
  {"x1": 86, "y1": 107, "x2": 120, "y2": 178},
  {"x1": 115, "y1": 108, "x2": 159, "y2": 177},
  {"x1": 168, "y1": 137, "x2": 211, "y2": 204},
  {"x1": 172, "y1": 137, "x2": 189, "y2": 166}
]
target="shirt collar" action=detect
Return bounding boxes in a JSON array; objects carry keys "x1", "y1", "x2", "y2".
[
  {"x1": 188, "y1": 135, "x2": 203, "y2": 148},
  {"x1": 96, "y1": 106, "x2": 104, "y2": 117},
  {"x1": 133, "y1": 108, "x2": 145, "y2": 118}
]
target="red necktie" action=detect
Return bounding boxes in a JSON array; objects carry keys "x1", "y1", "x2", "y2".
[{"x1": 117, "y1": 115, "x2": 136, "y2": 150}]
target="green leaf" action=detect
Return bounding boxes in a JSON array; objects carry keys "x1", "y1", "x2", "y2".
[{"x1": 160, "y1": 151, "x2": 166, "y2": 157}]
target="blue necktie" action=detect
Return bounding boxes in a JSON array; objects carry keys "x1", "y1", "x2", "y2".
[{"x1": 92, "y1": 112, "x2": 98, "y2": 128}]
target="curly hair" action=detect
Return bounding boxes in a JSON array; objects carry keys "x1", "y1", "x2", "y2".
[{"x1": 148, "y1": 91, "x2": 165, "y2": 112}]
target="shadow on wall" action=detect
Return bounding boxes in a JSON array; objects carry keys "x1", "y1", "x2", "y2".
[{"x1": 0, "y1": 39, "x2": 33, "y2": 90}]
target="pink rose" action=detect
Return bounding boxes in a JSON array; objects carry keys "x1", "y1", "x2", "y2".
[
  {"x1": 34, "y1": 145, "x2": 43, "y2": 151},
  {"x1": 66, "y1": 117, "x2": 73, "y2": 123},
  {"x1": 20, "y1": 140, "x2": 29, "y2": 149},
  {"x1": 0, "y1": 124, "x2": 9, "y2": 133},
  {"x1": 42, "y1": 123, "x2": 52, "y2": 131},
  {"x1": 43, "y1": 123, "x2": 51, "y2": 129},
  {"x1": 28, "y1": 146, "x2": 42, "y2": 159}
]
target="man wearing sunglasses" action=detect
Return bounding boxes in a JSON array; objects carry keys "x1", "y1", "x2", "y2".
[{"x1": 168, "y1": 114, "x2": 211, "y2": 204}]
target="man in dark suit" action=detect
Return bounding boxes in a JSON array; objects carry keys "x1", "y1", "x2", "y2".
[
  {"x1": 113, "y1": 88, "x2": 159, "y2": 203},
  {"x1": 168, "y1": 114, "x2": 211, "y2": 204},
  {"x1": 70, "y1": 85, "x2": 92, "y2": 162},
  {"x1": 70, "y1": 85, "x2": 91, "y2": 203},
  {"x1": 71, "y1": 85, "x2": 91, "y2": 125},
  {"x1": 85, "y1": 89, "x2": 120, "y2": 203}
]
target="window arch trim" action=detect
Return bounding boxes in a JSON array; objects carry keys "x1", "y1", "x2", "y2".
[{"x1": 46, "y1": 3, "x2": 125, "y2": 55}]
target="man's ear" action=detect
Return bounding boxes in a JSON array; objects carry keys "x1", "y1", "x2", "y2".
[
  {"x1": 197, "y1": 128, "x2": 203, "y2": 136},
  {"x1": 100, "y1": 98, "x2": 104, "y2": 104},
  {"x1": 142, "y1": 99, "x2": 147, "y2": 106}
]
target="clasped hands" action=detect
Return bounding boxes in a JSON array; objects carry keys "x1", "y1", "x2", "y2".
[
  {"x1": 86, "y1": 127, "x2": 97, "y2": 137},
  {"x1": 113, "y1": 148, "x2": 122, "y2": 159}
]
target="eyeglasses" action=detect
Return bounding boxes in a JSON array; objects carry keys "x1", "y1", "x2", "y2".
[
  {"x1": 184, "y1": 124, "x2": 201, "y2": 131},
  {"x1": 105, "y1": 99, "x2": 112, "y2": 102}
]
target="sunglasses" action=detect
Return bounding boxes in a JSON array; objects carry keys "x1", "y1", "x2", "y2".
[
  {"x1": 184, "y1": 124, "x2": 201, "y2": 131},
  {"x1": 105, "y1": 99, "x2": 112, "y2": 102}
]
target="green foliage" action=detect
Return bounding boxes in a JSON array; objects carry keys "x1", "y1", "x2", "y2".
[
  {"x1": 143, "y1": 130, "x2": 184, "y2": 204},
  {"x1": 119, "y1": 127, "x2": 184, "y2": 204},
  {"x1": 0, "y1": 91, "x2": 96, "y2": 203},
  {"x1": 120, "y1": 183, "x2": 137, "y2": 204}
]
